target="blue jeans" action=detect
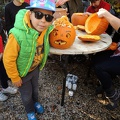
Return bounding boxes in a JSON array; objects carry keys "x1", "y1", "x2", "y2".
[
  {"x1": 93, "y1": 50, "x2": 120, "y2": 90},
  {"x1": 19, "y1": 66, "x2": 39, "y2": 113}
]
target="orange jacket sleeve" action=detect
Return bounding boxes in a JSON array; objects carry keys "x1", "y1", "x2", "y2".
[{"x1": 3, "y1": 34, "x2": 21, "y2": 83}]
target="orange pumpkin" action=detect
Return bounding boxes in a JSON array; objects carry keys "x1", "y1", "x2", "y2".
[
  {"x1": 107, "y1": 42, "x2": 118, "y2": 50},
  {"x1": 71, "y1": 13, "x2": 89, "y2": 26},
  {"x1": 49, "y1": 26, "x2": 76, "y2": 49},
  {"x1": 85, "y1": 13, "x2": 109, "y2": 35}
]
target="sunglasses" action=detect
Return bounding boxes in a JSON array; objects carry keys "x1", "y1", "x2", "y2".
[{"x1": 33, "y1": 11, "x2": 54, "y2": 22}]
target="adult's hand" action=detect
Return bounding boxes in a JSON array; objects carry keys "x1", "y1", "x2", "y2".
[
  {"x1": 97, "y1": 8, "x2": 120, "y2": 33},
  {"x1": 56, "y1": 0, "x2": 69, "y2": 7},
  {"x1": 97, "y1": 8, "x2": 109, "y2": 17}
]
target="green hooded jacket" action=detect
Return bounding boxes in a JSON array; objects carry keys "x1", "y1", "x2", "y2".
[{"x1": 9, "y1": 9, "x2": 54, "y2": 77}]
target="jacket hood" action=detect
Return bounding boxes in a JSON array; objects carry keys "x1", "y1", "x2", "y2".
[{"x1": 14, "y1": 9, "x2": 31, "y2": 32}]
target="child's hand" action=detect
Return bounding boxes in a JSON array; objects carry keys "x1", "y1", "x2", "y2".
[{"x1": 13, "y1": 79, "x2": 22, "y2": 87}]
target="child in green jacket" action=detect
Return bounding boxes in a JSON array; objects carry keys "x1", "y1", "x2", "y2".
[{"x1": 3, "y1": 0, "x2": 55, "y2": 120}]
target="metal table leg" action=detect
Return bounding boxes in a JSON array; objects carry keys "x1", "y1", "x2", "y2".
[
  {"x1": 60, "y1": 55, "x2": 69, "y2": 106},
  {"x1": 48, "y1": 55, "x2": 69, "y2": 106}
]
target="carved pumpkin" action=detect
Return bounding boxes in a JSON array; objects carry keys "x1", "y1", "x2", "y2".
[
  {"x1": 50, "y1": 26, "x2": 76, "y2": 49},
  {"x1": 85, "y1": 13, "x2": 109, "y2": 35},
  {"x1": 50, "y1": 16, "x2": 76, "y2": 49},
  {"x1": 71, "y1": 13, "x2": 89, "y2": 26}
]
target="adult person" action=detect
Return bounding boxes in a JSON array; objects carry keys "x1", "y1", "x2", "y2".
[
  {"x1": 82, "y1": 0, "x2": 90, "y2": 12},
  {"x1": 3, "y1": 0, "x2": 56, "y2": 119},
  {"x1": 92, "y1": 8, "x2": 120, "y2": 110},
  {"x1": 5, "y1": 0, "x2": 29, "y2": 34},
  {"x1": 85, "y1": 0, "x2": 119, "y2": 99},
  {"x1": 64, "y1": 0, "x2": 84, "y2": 21}
]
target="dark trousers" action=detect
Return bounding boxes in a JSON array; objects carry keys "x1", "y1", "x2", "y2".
[
  {"x1": 0, "y1": 60, "x2": 9, "y2": 88},
  {"x1": 18, "y1": 66, "x2": 39, "y2": 113},
  {"x1": 93, "y1": 50, "x2": 120, "y2": 90}
]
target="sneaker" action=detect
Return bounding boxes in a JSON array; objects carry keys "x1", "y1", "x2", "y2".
[
  {"x1": 105, "y1": 89, "x2": 120, "y2": 110},
  {"x1": 2, "y1": 86, "x2": 17, "y2": 94},
  {"x1": 0, "y1": 114, "x2": 4, "y2": 120},
  {"x1": 27, "y1": 112, "x2": 37, "y2": 120},
  {"x1": 0, "y1": 92, "x2": 8, "y2": 101},
  {"x1": 34, "y1": 102, "x2": 44, "y2": 114}
]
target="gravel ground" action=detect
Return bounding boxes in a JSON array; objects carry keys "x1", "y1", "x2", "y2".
[{"x1": 0, "y1": 55, "x2": 120, "y2": 120}]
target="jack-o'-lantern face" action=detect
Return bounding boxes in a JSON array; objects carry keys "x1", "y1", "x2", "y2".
[{"x1": 49, "y1": 26, "x2": 76, "y2": 49}]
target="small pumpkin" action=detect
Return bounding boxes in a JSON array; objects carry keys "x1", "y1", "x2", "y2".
[
  {"x1": 71, "y1": 13, "x2": 89, "y2": 26},
  {"x1": 78, "y1": 35, "x2": 101, "y2": 42},
  {"x1": 50, "y1": 16, "x2": 76, "y2": 49},
  {"x1": 85, "y1": 13, "x2": 109, "y2": 35},
  {"x1": 107, "y1": 42, "x2": 118, "y2": 50}
]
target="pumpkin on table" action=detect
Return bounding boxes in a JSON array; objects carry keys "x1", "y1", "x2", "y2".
[
  {"x1": 71, "y1": 13, "x2": 89, "y2": 26},
  {"x1": 85, "y1": 13, "x2": 109, "y2": 35},
  {"x1": 49, "y1": 16, "x2": 76, "y2": 49},
  {"x1": 106, "y1": 42, "x2": 118, "y2": 50}
]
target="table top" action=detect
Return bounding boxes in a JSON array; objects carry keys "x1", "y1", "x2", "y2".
[{"x1": 50, "y1": 30, "x2": 112, "y2": 55}]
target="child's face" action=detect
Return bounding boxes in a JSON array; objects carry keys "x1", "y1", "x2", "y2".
[
  {"x1": 30, "y1": 9, "x2": 54, "y2": 33},
  {"x1": 90, "y1": 0, "x2": 101, "y2": 8}
]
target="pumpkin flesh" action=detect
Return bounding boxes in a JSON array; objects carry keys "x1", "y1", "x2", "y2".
[{"x1": 78, "y1": 35, "x2": 101, "y2": 42}]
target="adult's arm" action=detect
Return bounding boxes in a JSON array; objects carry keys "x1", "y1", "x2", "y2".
[
  {"x1": 56, "y1": 0, "x2": 69, "y2": 7},
  {"x1": 97, "y1": 8, "x2": 120, "y2": 31}
]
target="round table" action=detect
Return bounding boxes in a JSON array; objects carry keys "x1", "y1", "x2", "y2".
[
  {"x1": 49, "y1": 30, "x2": 112, "y2": 106},
  {"x1": 50, "y1": 30, "x2": 112, "y2": 55}
]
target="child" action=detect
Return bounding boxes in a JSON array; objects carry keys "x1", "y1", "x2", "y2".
[
  {"x1": 86, "y1": 0, "x2": 111, "y2": 13},
  {"x1": 0, "y1": 35, "x2": 8, "y2": 102},
  {"x1": 0, "y1": 27, "x2": 17, "y2": 102},
  {"x1": 3, "y1": 0, "x2": 55, "y2": 119},
  {"x1": 5, "y1": 0, "x2": 29, "y2": 34}
]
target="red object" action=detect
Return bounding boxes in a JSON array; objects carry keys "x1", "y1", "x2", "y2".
[
  {"x1": 25, "y1": 0, "x2": 30, "y2": 4},
  {"x1": 86, "y1": 0, "x2": 111, "y2": 13},
  {"x1": 0, "y1": 35, "x2": 3, "y2": 53}
]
